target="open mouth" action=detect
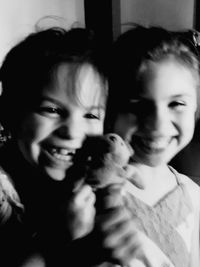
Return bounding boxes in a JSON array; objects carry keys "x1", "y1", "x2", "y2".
[
  {"x1": 45, "y1": 146, "x2": 76, "y2": 162},
  {"x1": 132, "y1": 136, "x2": 172, "y2": 154}
]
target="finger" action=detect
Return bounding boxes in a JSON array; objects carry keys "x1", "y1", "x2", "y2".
[
  {"x1": 107, "y1": 229, "x2": 144, "y2": 265},
  {"x1": 74, "y1": 185, "x2": 95, "y2": 207},
  {"x1": 72, "y1": 178, "x2": 85, "y2": 193},
  {"x1": 98, "y1": 193, "x2": 124, "y2": 209},
  {"x1": 104, "y1": 216, "x2": 139, "y2": 246},
  {"x1": 97, "y1": 206, "x2": 131, "y2": 231},
  {"x1": 97, "y1": 184, "x2": 123, "y2": 196}
]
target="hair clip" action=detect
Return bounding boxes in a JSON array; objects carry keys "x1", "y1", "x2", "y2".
[{"x1": 192, "y1": 30, "x2": 200, "y2": 47}]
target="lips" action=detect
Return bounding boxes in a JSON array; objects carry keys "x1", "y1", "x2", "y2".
[
  {"x1": 132, "y1": 135, "x2": 173, "y2": 154},
  {"x1": 43, "y1": 145, "x2": 76, "y2": 163},
  {"x1": 50, "y1": 147, "x2": 75, "y2": 161},
  {"x1": 143, "y1": 138, "x2": 170, "y2": 150}
]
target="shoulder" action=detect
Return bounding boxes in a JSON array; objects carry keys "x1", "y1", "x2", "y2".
[
  {"x1": 170, "y1": 166, "x2": 200, "y2": 210},
  {"x1": 0, "y1": 165, "x2": 23, "y2": 210},
  {"x1": 170, "y1": 165, "x2": 200, "y2": 191}
]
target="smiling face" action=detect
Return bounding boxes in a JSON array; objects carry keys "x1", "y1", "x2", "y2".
[
  {"x1": 17, "y1": 63, "x2": 107, "y2": 180},
  {"x1": 113, "y1": 58, "x2": 198, "y2": 167}
]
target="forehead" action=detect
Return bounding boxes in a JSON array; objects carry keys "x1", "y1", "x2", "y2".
[
  {"x1": 136, "y1": 59, "x2": 198, "y2": 98},
  {"x1": 50, "y1": 63, "x2": 107, "y2": 107}
]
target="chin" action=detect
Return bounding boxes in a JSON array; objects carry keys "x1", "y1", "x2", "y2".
[
  {"x1": 140, "y1": 155, "x2": 170, "y2": 167},
  {"x1": 44, "y1": 167, "x2": 66, "y2": 181}
]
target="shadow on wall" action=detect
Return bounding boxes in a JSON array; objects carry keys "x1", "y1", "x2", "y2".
[{"x1": 34, "y1": 15, "x2": 84, "y2": 32}]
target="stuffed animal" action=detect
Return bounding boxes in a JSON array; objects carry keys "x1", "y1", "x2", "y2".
[
  {"x1": 66, "y1": 133, "x2": 134, "y2": 214},
  {"x1": 71, "y1": 133, "x2": 133, "y2": 189},
  {"x1": 66, "y1": 134, "x2": 138, "y2": 267}
]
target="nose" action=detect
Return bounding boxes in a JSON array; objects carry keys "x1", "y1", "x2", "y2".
[
  {"x1": 143, "y1": 106, "x2": 169, "y2": 133},
  {"x1": 56, "y1": 115, "x2": 84, "y2": 140}
]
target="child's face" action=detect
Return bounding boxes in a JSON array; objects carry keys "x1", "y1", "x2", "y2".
[
  {"x1": 113, "y1": 59, "x2": 197, "y2": 167},
  {"x1": 17, "y1": 63, "x2": 106, "y2": 180}
]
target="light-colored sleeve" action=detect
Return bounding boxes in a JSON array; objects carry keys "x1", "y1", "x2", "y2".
[
  {"x1": 128, "y1": 231, "x2": 175, "y2": 267},
  {"x1": 187, "y1": 182, "x2": 200, "y2": 267},
  {"x1": 0, "y1": 168, "x2": 24, "y2": 224},
  {"x1": 178, "y1": 174, "x2": 200, "y2": 267}
]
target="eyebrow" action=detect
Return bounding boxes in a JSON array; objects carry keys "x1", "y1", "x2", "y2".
[
  {"x1": 129, "y1": 93, "x2": 194, "y2": 102},
  {"x1": 40, "y1": 96, "x2": 106, "y2": 110},
  {"x1": 171, "y1": 94, "x2": 195, "y2": 98},
  {"x1": 85, "y1": 105, "x2": 106, "y2": 111},
  {"x1": 39, "y1": 96, "x2": 64, "y2": 107}
]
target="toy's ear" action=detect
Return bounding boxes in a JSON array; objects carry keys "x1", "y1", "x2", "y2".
[{"x1": 104, "y1": 133, "x2": 133, "y2": 166}]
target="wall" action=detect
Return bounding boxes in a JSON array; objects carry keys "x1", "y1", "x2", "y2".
[
  {"x1": 0, "y1": 0, "x2": 196, "y2": 63},
  {"x1": 0, "y1": 0, "x2": 85, "y2": 65},
  {"x1": 120, "y1": 0, "x2": 195, "y2": 33}
]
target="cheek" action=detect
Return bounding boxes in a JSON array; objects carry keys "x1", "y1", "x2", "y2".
[
  {"x1": 18, "y1": 115, "x2": 54, "y2": 143},
  {"x1": 86, "y1": 118, "x2": 105, "y2": 136},
  {"x1": 178, "y1": 112, "x2": 195, "y2": 140},
  {"x1": 93, "y1": 122, "x2": 104, "y2": 135},
  {"x1": 93, "y1": 126, "x2": 103, "y2": 135}
]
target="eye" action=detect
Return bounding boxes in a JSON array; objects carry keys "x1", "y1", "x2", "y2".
[
  {"x1": 36, "y1": 106, "x2": 63, "y2": 118},
  {"x1": 169, "y1": 100, "x2": 186, "y2": 111},
  {"x1": 84, "y1": 113, "x2": 100, "y2": 120},
  {"x1": 84, "y1": 107, "x2": 105, "y2": 121}
]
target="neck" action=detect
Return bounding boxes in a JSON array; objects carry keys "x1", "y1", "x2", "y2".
[
  {"x1": 128, "y1": 162, "x2": 177, "y2": 206},
  {"x1": 131, "y1": 163, "x2": 173, "y2": 188}
]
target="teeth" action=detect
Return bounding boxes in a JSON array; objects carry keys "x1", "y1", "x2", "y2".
[
  {"x1": 142, "y1": 138, "x2": 170, "y2": 150},
  {"x1": 148, "y1": 140, "x2": 169, "y2": 149},
  {"x1": 49, "y1": 147, "x2": 75, "y2": 161}
]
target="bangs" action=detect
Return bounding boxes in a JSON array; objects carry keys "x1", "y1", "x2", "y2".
[{"x1": 53, "y1": 63, "x2": 108, "y2": 108}]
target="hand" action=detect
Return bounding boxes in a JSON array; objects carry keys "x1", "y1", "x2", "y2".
[
  {"x1": 94, "y1": 204, "x2": 138, "y2": 266},
  {"x1": 93, "y1": 207, "x2": 174, "y2": 267},
  {"x1": 63, "y1": 184, "x2": 96, "y2": 240},
  {"x1": 90, "y1": 185, "x2": 136, "y2": 265},
  {"x1": 19, "y1": 252, "x2": 46, "y2": 267}
]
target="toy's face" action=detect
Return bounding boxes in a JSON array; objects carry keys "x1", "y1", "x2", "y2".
[
  {"x1": 76, "y1": 133, "x2": 133, "y2": 188},
  {"x1": 78, "y1": 133, "x2": 132, "y2": 166}
]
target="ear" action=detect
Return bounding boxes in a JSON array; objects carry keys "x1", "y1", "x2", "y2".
[
  {"x1": 105, "y1": 133, "x2": 133, "y2": 166},
  {"x1": 124, "y1": 165, "x2": 145, "y2": 190}
]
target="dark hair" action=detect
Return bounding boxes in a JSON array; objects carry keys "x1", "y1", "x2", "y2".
[
  {"x1": 105, "y1": 25, "x2": 200, "y2": 130},
  {"x1": 0, "y1": 27, "x2": 108, "y2": 132}
]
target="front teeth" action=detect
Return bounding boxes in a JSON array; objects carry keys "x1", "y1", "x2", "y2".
[
  {"x1": 141, "y1": 138, "x2": 170, "y2": 150},
  {"x1": 50, "y1": 148, "x2": 75, "y2": 161},
  {"x1": 147, "y1": 140, "x2": 170, "y2": 149}
]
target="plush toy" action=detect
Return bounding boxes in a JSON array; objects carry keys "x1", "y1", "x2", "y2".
[
  {"x1": 71, "y1": 133, "x2": 133, "y2": 190},
  {"x1": 66, "y1": 133, "x2": 134, "y2": 215},
  {"x1": 66, "y1": 134, "x2": 138, "y2": 267}
]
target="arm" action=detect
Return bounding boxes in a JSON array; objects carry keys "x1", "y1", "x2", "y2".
[{"x1": 17, "y1": 183, "x2": 96, "y2": 267}]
